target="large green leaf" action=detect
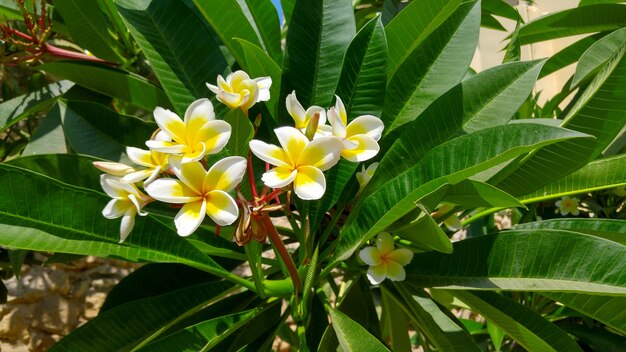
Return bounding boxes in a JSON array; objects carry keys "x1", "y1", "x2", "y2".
[
  {"x1": 332, "y1": 123, "x2": 589, "y2": 263},
  {"x1": 383, "y1": 0, "x2": 480, "y2": 133},
  {"x1": 571, "y1": 27, "x2": 626, "y2": 88},
  {"x1": 442, "y1": 179, "x2": 525, "y2": 209},
  {"x1": 328, "y1": 307, "x2": 390, "y2": 352},
  {"x1": 0, "y1": 81, "x2": 73, "y2": 132},
  {"x1": 516, "y1": 4, "x2": 626, "y2": 44},
  {"x1": 0, "y1": 164, "x2": 230, "y2": 277},
  {"x1": 539, "y1": 34, "x2": 605, "y2": 79},
  {"x1": 451, "y1": 291, "x2": 582, "y2": 352},
  {"x1": 404, "y1": 229, "x2": 626, "y2": 295},
  {"x1": 37, "y1": 61, "x2": 172, "y2": 111},
  {"x1": 518, "y1": 154, "x2": 626, "y2": 204},
  {"x1": 394, "y1": 211, "x2": 453, "y2": 254},
  {"x1": 50, "y1": 281, "x2": 234, "y2": 352},
  {"x1": 235, "y1": 39, "x2": 282, "y2": 121},
  {"x1": 238, "y1": 0, "x2": 282, "y2": 62},
  {"x1": 513, "y1": 218, "x2": 626, "y2": 246},
  {"x1": 384, "y1": 284, "x2": 481, "y2": 352},
  {"x1": 115, "y1": 0, "x2": 229, "y2": 114},
  {"x1": 54, "y1": 0, "x2": 124, "y2": 63},
  {"x1": 495, "y1": 44, "x2": 626, "y2": 196},
  {"x1": 280, "y1": 0, "x2": 355, "y2": 113},
  {"x1": 21, "y1": 103, "x2": 69, "y2": 156},
  {"x1": 385, "y1": 0, "x2": 461, "y2": 77},
  {"x1": 542, "y1": 292, "x2": 626, "y2": 334},
  {"x1": 191, "y1": 0, "x2": 267, "y2": 66},
  {"x1": 482, "y1": 0, "x2": 522, "y2": 22},
  {"x1": 308, "y1": 16, "x2": 388, "y2": 232}
]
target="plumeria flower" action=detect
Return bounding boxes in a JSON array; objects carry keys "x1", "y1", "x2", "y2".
[
  {"x1": 123, "y1": 146, "x2": 170, "y2": 186},
  {"x1": 93, "y1": 161, "x2": 136, "y2": 177},
  {"x1": 146, "y1": 99, "x2": 231, "y2": 163},
  {"x1": 327, "y1": 95, "x2": 384, "y2": 162},
  {"x1": 100, "y1": 175, "x2": 152, "y2": 243},
  {"x1": 356, "y1": 162, "x2": 378, "y2": 192},
  {"x1": 206, "y1": 70, "x2": 271, "y2": 111},
  {"x1": 249, "y1": 126, "x2": 342, "y2": 200},
  {"x1": 359, "y1": 232, "x2": 413, "y2": 285},
  {"x1": 286, "y1": 91, "x2": 332, "y2": 137},
  {"x1": 145, "y1": 157, "x2": 246, "y2": 237},
  {"x1": 555, "y1": 196, "x2": 580, "y2": 216}
]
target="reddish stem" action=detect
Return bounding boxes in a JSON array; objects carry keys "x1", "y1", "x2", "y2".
[
  {"x1": 247, "y1": 151, "x2": 259, "y2": 198},
  {"x1": 258, "y1": 188, "x2": 284, "y2": 204},
  {"x1": 260, "y1": 215, "x2": 302, "y2": 293},
  {"x1": 45, "y1": 43, "x2": 114, "y2": 65}
]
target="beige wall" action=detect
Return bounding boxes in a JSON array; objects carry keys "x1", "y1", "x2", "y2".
[{"x1": 471, "y1": 0, "x2": 581, "y2": 104}]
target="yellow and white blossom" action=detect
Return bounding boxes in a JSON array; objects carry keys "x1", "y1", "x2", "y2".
[
  {"x1": 286, "y1": 91, "x2": 332, "y2": 137},
  {"x1": 356, "y1": 162, "x2": 378, "y2": 191},
  {"x1": 145, "y1": 157, "x2": 246, "y2": 237},
  {"x1": 249, "y1": 126, "x2": 342, "y2": 200},
  {"x1": 146, "y1": 99, "x2": 231, "y2": 163},
  {"x1": 93, "y1": 161, "x2": 136, "y2": 177},
  {"x1": 359, "y1": 232, "x2": 413, "y2": 285},
  {"x1": 207, "y1": 70, "x2": 271, "y2": 111},
  {"x1": 122, "y1": 146, "x2": 170, "y2": 186},
  {"x1": 555, "y1": 196, "x2": 580, "y2": 216},
  {"x1": 100, "y1": 175, "x2": 152, "y2": 243},
  {"x1": 328, "y1": 95, "x2": 384, "y2": 162}
]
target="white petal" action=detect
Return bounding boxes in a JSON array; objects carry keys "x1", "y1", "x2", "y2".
[
  {"x1": 100, "y1": 175, "x2": 136, "y2": 198},
  {"x1": 346, "y1": 115, "x2": 384, "y2": 141},
  {"x1": 261, "y1": 167, "x2": 297, "y2": 188},
  {"x1": 204, "y1": 156, "x2": 247, "y2": 192},
  {"x1": 102, "y1": 199, "x2": 128, "y2": 219},
  {"x1": 385, "y1": 261, "x2": 407, "y2": 281},
  {"x1": 145, "y1": 140, "x2": 187, "y2": 154},
  {"x1": 305, "y1": 106, "x2": 327, "y2": 126},
  {"x1": 169, "y1": 158, "x2": 206, "y2": 194},
  {"x1": 93, "y1": 161, "x2": 135, "y2": 176},
  {"x1": 249, "y1": 140, "x2": 290, "y2": 168},
  {"x1": 274, "y1": 126, "x2": 308, "y2": 164},
  {"x1": 366, "y1": 264, "x2": 387, "y2": 285},
  {"x1": 127, "y1": 193, "x2": 148, "y2": 216},
  {"x1": 388, "y1": 248, "x2": 414, "y2": 266},
  {"x1": 119, "y1": 209, "x2": 137, "y2": 243},
  {"x1": 153, "y1": 107, "x2": 186, "y2": 144},
  {"x1": 184, "y1": 98, "x2": 215, "y2": 125},
  {"x1": 122, "y1": 170, "x2": 153, "y2": 184},
  {"x1": 196, "y1": 120, "x2": 232, "y2": 155},
  {"x1": 145, "y1": 179, "x2": 201, "y2": 203},
  {"x1": 206, "y1": 82, "x2": 219, "y2": 94},
  {"x1": 341, "y1": 135, "x2": 380, "y2": 162},
  {"x1": 334, "y1": 95, "x2": 348, "y2": 126},
  {"x1": 255, "y1": 76, "x2": 272, "y2": 90},
  {"x1": 142, "y1": 167, "x2": 162, "y2": 187},
  {"x1": 286, "y1": 91, "x2": 307, "y2": 129},
  {"x1": 298, "y1": 136, "x2": 343, "y2": 171},
  {"x1": 126, "y1": 147, "x2": 153, "y2": 167},
  {"x1": 376, "y1": 232, "x2": 395, "y2": 255},
  {"x1": 205, "y1": 190, "x2": 239, "y2": 226},
  {"x1": 293, "y1": 165, "x2": 325, "y2": 200},
  {"x1": 359, "y1": 246, "x2": 382, "y2": 266},
  {"x1": 328, "y1": 107, "x2": 347, "y2": 138},
  {"x1": 174, "y1": 200, "x2": 207, "y2": 237}
]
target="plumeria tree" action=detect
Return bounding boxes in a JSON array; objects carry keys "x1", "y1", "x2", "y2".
[{"x1": 0, "y1": 0, "x2": 625, "y2": 350}]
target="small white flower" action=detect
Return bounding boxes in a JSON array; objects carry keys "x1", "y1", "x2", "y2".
[
  {"x1": 100, "y1": 175, "x2": 151, "y2": 243},
  {"x1": 359, "y1": 232, "x2": 413, "y2": 285},
  {"x1": 555, "y1": 196, "x2": 580, "y2": 216},
  {"x1": 206, "y1": 70, "x2": 271, "y2": 111},
  {"x1": 356, "y1": 162, "x2": 378, "y2": 191},
  {"x1": 286, "y1": 91, "x2": 332, "y2": 138}
]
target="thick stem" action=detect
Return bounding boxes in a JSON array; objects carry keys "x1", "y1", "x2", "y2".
[{"x1": 260, "y1": 215, "x2": 302, "y2": 294}]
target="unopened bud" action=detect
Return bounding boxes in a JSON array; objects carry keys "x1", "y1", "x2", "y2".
[
  {"x1": 93, "y1": 161, "x2": 135, "y2": 176},
  {"x1": 305, "y1": 112, "x2": 320, "y2": 140}
]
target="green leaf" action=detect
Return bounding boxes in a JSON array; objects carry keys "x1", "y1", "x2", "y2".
[
  {"x1": 517, "y1": 4, "x2": 626, "y2": 44},
  {"x1": 328, "y1": 307, "x2": 390, "y2": 352},
  {"x1": 487, "y1": 320, "x2": 504, "y2": 352},
  {"x1": 6, "y1": 154, "x2": 102, "y2": 190},
  {"x1": 335, "y1": 277, "x2": 382, "y2": 339},
  {"x1": 380, "y1": 288, "x2": 411, "y2": 351},
  {"x1": 385, "y1": 284, "x2": 481, "y2": 352},
  {"x1": 539, "y1": 33, "x2": 605, "y2": 79},
  {"x1": 50, "y1": 281, "x2": 234, "y2": 352},
  {"x1": 481, "y1": 12, "x2": 505, "y2": 31},
  {"x1": 452, "y1": 291, "x2": 582, "y2": 352},
  {"x1": 495, "y1": 44, "x2": 626, "y2": 196},
  {"x1": 234, "y1": 38, "x2": 282, "y2": 120},
  {"x1": 0, "y1": 81, "x2": 73, "y2": 132},
  {"x1": 115, "y1": 0, "x2": 229, "y2": 114},
  {"x1": 223, "y1": 109, "x2": 254, "y2": 157},
  {"x1": 404, "y1": 229, "x2": 626, "y2": 295},
  {"x1": 383, "y1": 0, "x2": 480, "y2": 133},
  {"x1": 191, "y1": 0, "x2": 267, "y2": 66},
  {"x1": 442, "y1": 180, "x2": 525, "y2": 209},
  {"x1": 559, "y1": 324, "x2": 626, "y2": 352},
  {"x1": 385, "y1": 0, "x2": 461, "y2": 77},
  {"x1": 308, "y1": 15, "x2": 388, "y2": 231},
  {"x1": 482, "y1": 0, "x2": 522, "y2": 22},
  {"x1": 519, "y1": 154, "x2": 626, "y2": 204},
  {"x1": 394, "y1": 211, "x2": 453, "y2": 254},
  {"x1": 0, "y1": 164, "x2": 229, "y2": 277},
  {"x1": 333, "y1": 123, "x2": 589, "y2": 262},
  {"x1": 54, "y1": 0, "x2": 124, "y2": 63},
  {"x1": 541, "y1": 292, "x2": 626, "y2": 334},
  {"x1": 238, "y1": 0, "x2": 282, "y2": 63},
  {"x1": 513, "y1": 218, "x2": 626, "y2": 246},
  {"x1": 571, "y1": 27, "x2": 626, "y2": 88},
  {"x1": 280, "y1": 0, "x2": 355, "y2": 111},
  {"x1": 22, "y1": 103, "x2": 69, "y2": 156},
  {"x1": 37, "y1": 61, "x2": 172, "y2": 111}
]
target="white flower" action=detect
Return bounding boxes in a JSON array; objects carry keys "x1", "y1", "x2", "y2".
[
  {"x1": 286, "y1": 91, "x2": 332, "y2": 138},
  {"x1": 356, "y1": 162, "x2": 378, "y2": 191},
  {"x1": 206, "y1": 70, "x2": 271, "y2": 111},
  {"x1": 146, "y1": 99, "x2": 231, "y2": 163},
  {"x1": 555, "y1": 196, "x2": 580, "y2": 216},
  {"x1": 123, "y1": 145, "x2": 170, "y2": 186},
  {"x1": 249, "y1": 126, "x2": 342, "y2": 200},
  {"x1": 327, "y1": 95, "x2": 384, "y2": 162},
  {"x1": 359, "y1": 232, "x2": 413, "y2": 285},
  {"x1": 145, "y1": 157, "x2": 246, "y2": 237},
  {"x1": 100, "y1": 175, "x2": 151, "y2": 243}
]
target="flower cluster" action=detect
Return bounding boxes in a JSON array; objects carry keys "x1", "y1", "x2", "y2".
[{"x1": 95, "y1": 70, "x2": 385, "y2": 243}]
